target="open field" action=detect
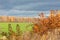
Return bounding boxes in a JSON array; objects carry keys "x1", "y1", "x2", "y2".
[
  {"x1": 0, "y1": 10, "x2": 60, "y2": 40},
  {"x1": 0, "y1": 22, "x2": 33, "y2": 33}
]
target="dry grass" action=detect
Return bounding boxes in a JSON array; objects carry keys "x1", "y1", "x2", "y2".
[{"x1": 0, "y1": 10, "x2": 60, "y2": 40}]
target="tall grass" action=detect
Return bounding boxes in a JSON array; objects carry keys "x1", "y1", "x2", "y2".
[{"x1": 0, "y1": 10, "x2": 60, "y2": 40}]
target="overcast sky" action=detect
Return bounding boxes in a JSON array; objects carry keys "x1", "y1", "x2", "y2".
[{"x1": 0, "y1": 0, "x2": 60, "y2": 17}]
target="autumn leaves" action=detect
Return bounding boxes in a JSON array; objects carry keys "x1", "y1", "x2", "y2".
[{"x1": 33, "y1": 10, "x2": 60, "y2": 34}]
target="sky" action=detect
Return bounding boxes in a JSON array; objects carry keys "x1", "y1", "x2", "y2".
[{"x1": 0, "y1": 0, "x2": 60, "y2": 17}]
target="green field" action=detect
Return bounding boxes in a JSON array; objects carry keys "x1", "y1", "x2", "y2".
[{"x1": 0, "y1": 22, "x2": 34, "y2": 33}]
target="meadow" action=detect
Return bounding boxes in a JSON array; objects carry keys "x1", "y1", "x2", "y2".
[
  {"x1": 0, "y1": 22, "x2": 33, "y2": 33},
  {"x1": 0, "y1": 10, "x2": 60, "y2": 40}
]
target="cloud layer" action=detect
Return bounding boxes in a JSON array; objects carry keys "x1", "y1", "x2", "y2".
[
  {"x1": 0, "y1": 10, "x2": 49, "y2": 17},
  {"x1": 0, "y1": 0, "x2": 60, "y2": 17}
]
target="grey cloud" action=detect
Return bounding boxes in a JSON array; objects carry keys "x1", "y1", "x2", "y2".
[
  {"x1": 0, "y1": 9, "x2": 49, "y2": 17},
  {"x1": 0, "y1": 0, "x2": 60, "y2": 11}
]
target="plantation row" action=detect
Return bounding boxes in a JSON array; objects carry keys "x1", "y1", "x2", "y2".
[{"x1": 0, "y1": 16, "x2": 38, "y2": 23}]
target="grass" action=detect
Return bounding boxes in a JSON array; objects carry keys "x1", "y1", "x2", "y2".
[{"x1": 0, "y1": 22, "x2": 34, "y2": 33}]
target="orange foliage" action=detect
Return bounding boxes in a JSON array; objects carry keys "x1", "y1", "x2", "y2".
[
  {"x1": 33, "y1": 24, "x2": 40, "y2": 33},
  {"x1": 33, "y1": 10, "x2": 60, "y2": 34}
]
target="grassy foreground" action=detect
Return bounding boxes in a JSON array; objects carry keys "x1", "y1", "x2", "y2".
[{"x1": 0, "y1": 22, "x2": 33, "y2": 33}]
